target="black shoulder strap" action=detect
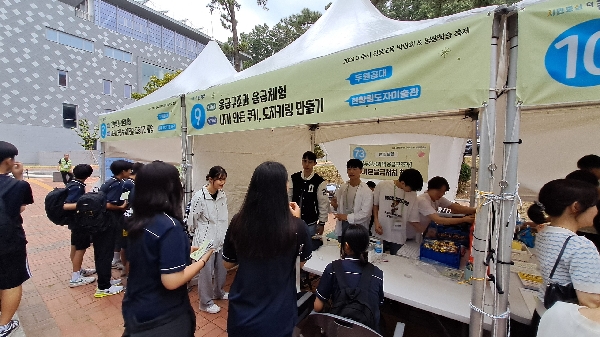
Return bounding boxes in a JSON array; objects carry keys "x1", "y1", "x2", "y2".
[
  {"x1": 0, "y1": 178, "x2": 19, "y2": 199},
  {"x1": 549, "y1": 235, "x2": 574, "y2": 280}
]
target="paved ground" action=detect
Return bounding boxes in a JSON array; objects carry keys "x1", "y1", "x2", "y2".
[{"x1": 16, "y1": 176, "x2": 232, "y2": 337}]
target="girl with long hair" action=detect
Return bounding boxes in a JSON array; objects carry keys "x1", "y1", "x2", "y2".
[
  {"x1": 222, "y1": 161, "x2": 312, "y2": 337},
  {"x1": 313, "y1": 224, "x2": 384, "y2": 332},
  {"x1": 529, "y1": 179, "x2": 600, "y2": 309},
  {"x1": 189, "y1": 166, "x2": 229, "y2": 314},
  {"x1": 122, "y1": 161, "x2": 213, "y2": 337}
]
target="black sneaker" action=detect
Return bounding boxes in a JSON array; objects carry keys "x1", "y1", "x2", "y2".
[{"x1": 0, "y1": 320, "x2": 19, "y2": 337}]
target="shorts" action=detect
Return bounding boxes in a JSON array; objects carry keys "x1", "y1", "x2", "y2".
[
  {"x1": 71, "y1": 229, "x2": 91, "y2": 251},
  {"x1": 0, "y1": 248, "x2": 31, "y2": 290}
]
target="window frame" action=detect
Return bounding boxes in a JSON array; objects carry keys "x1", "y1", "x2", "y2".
[
  {"x1": 103, "y1": 79, "x2": 112, "y2": 95},
  {"x1": 58, "y1": 70, "x2": 68, "y2": 87}
]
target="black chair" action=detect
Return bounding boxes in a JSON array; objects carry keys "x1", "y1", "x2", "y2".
[{"x1": 293, "y1": 312, "x2": 383, "y2": 337}]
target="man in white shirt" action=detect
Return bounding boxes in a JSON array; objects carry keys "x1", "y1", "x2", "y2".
[
  {"x1": 331, "y1": 159, "x2": 373, "y2": 240},
  {"x1": 373, "y1": 169, "x2": 424, "y2": 255},
  {"x1": 417, "y1": 176, "x2": 476, "y2": 232}
]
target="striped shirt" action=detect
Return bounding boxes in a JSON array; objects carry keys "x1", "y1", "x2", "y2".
[{"x1": 536, "y1": 226, "x2": 600, "y2": 296}]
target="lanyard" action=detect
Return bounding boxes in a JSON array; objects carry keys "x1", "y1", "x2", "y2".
[{"x1": 345, "y1": 184, "x2": 359, "y2": 214}]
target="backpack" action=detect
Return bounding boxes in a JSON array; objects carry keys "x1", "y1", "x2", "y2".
[
  {"x1": 44, "y1": 181, "x2": 77, "y2": 226},
  {"x1": 330, "y1": 260, "x2": 377, "y2": 331},
  {"x1": 0, "y1": 179, "x2": 19, "y2": 253},
  {"x1": 74, "y1": 192, "x2": 108, "y2": 234}
]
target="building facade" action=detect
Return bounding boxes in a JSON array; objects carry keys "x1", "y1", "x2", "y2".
[{"x1": 0, "y1": 0, "x2": 212, "y2": 164}]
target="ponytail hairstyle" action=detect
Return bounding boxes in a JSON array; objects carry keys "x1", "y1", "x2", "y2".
[
  {"x1": 527, "y1": 179, "x2": 598, "y2": 225},
  {"x1": 206, "y1": 165, "x2": 227, "y2": 181},
  {"x1": 340, "y1": 224, "x2": 370, "y2": 265}
]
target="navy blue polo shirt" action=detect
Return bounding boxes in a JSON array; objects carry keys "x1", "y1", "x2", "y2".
[
  {"x1": 0, "y1": 175, "x2": 34, "y2": 254},
  {"x1": 64, "y1": 180, "x2": 86, "y2": 230},
  {"x1": 316, "y1": 258, "x2": 384, "y2": 330},
  {"x1": 122, "y1": 178, "x2": 134, "y2": 193},
  {"x1": 223, "y1": 217, "x2": 312, "y2": 337},
  {"x1": 122, "y1": 213, "x2": 192, "y2": 326},
  {"x1": 100, "y1": 177, "x2": 124, "y2": 206}
]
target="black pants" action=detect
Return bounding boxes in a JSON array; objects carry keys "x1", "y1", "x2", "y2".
[
  {"x1": 60, "y1": 171, "x2": 73, "y2": 185},
  {"x1": 92, "y1": 226, "x2": 116, "y2": 290}
]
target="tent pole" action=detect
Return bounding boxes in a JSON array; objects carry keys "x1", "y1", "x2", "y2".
[
  {"x1": 492, "y1": 13, "x2": 519, "y2": 337},
  {"x1": 470, "y1": 10, "x2": 503, "y2": 337},
  {"x1": 470, "y1": 114, "x2": 479, "y2": 207},
  {"x1": 180, "y1": 94, "x2": 192, "y2": 207}
]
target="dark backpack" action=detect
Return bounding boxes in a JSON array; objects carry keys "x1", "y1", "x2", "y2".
[
  {"x1": 44, "y1": 181, "x2": 77, "y2": 226},
  {"x1": 0, "y1": 179, "x2": 19, "y2": 254},
  {"x1": 74, "y1": 192, "x2": 108, "y2": 234},
  {"x1": 330, "y1": 260, "x2": 377, "y2": 331}
]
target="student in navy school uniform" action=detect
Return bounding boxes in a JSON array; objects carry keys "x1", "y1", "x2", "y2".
[
  {"x1": 314, "y1": 224, "x2": 384, "y2": 332},
  {"x1": 223, "y1": 161, "x2": 312, "y2": 337},
  {"x1": 0, "y1": 141, "x2": 34, "y2": 337},
  {"x1": 122, "y1": 161, "x2": 213, "y2": 337},
  {"x1": 63, "y1": 164, "x2": 97, "y2": 288},
  {"x1": 93, "y1": 160, "x2": 131, "y2": 298},
  {"x1": 119, "y1": 162, "x2": 144, "y2": 278}
]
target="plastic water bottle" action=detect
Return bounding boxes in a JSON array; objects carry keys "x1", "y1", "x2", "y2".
[{"x1": 374, "y1": 240, "x2": 383, "y2": 263}]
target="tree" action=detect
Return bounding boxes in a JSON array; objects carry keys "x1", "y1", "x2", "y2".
[
  {"x1": 131, "y1": 69, "x2": 182, "y2": 100},
  {"x1": 208, "y1": 0, "x2": 268, "y2": 72},
  {"x1": 238, "y1": 8, "x2": 322, "y2": 68},
  {"x1": 375, "y1": 0, "x2": 518, "y2": 21},
  {"x1": 73, "y1": 118, "x2": 98, "y2": 151}
]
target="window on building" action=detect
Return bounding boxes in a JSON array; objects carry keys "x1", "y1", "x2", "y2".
[
  {"x1": 63, "y1": 104, "x2": 77, "y2": 128},
  {"x1": 124, "y1": 84, "x2": 132, "y2": 99},
  {"x1": 46, "y1": 28, "x2": 94, "y2": 52},
  {"x1": 58, "y1": 70, "x2": 68, "y2": 87},
  {"x1": 103, "y1": 80, "x2": 112, "y2": 95},
  {"x1": 141, "y1": 62, "x2": 172, "y2": 88},
  {"x1": 104, "y1": 46, "x2": 132, "y2": 63}
]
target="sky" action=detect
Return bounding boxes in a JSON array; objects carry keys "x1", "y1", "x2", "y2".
[{"x1": 146, "y1": 0, "x2": 333, "y2": 42}]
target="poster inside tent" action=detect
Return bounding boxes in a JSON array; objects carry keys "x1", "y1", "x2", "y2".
[{"x1": 349, "y1": 143, "x2": 430, "y2": 181}]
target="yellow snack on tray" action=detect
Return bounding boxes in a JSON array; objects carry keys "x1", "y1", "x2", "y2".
[{"x1": 512, "y1": 240, "x2": 523, "y2": 250}]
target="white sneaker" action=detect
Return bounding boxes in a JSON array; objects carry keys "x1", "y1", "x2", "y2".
[
  {"x1": 80, "y1": 268, "x2": 96, "y2": 277},
  {"x1": 111, "y1": 261, "x2": 124, "y2": 270},
  {"x1": 200, "y1": 303, "x2": 221, "y2": 314},
  {"x1": 110, "y1": 279, "x2": 122, "y2": 286},
  {"x1": 69, "y1": 276, "x2": 96, "y2": 288},
  {"x1": 215, "y1": 292, "x2": 229, "y2": 300},
  {"x1": 94, "y1": 285, "x2": 124, "y2": 298}
]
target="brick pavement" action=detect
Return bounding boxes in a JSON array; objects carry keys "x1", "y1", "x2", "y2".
[{"x1": 17, "y1": 177, "x2": 233, "y2": 337}]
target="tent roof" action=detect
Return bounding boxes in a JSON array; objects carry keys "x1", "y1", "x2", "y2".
[
  {"x1": 222, "y1": 0, "x2": 497, "y2": 84},
  {"x1": 123, "y1": 41, "x2": 236, "y2": 110}
]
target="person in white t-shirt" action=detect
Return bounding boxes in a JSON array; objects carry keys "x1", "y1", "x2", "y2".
[
  {"x1": 331, "y1": 159, "x2": 373, "y2": 240},
  {"x1": 373, "y1": 169, "x2": 424, "y2": 255},
  {"x1": 537, "y1": 302, "x2": 600, "y2": 337},
  {"x1": 417, "y1": 176, "x2": 476, "y2": 232}
]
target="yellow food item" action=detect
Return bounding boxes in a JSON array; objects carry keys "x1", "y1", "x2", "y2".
[
  {"x1": 512, "y1": 240, "x2": 523, "y2": 250},
  {"x1": 518, "y1": 272, "x2": 543, "y2": 283}
]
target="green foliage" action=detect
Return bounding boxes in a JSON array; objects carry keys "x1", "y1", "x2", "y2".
[
  {"x1": 314, "y1": 144, "x2": 325, "y2": 159},
  {"x1": 208, "y1": 0, "x2": 268, "y2": 71},
  {"x1": 375, "y1": 0, "x2": 519, "y2": 21},
  {"x1": 234, "y1": 8, "x2": 322, "y2": 68},
  {"x1": 131, "y1": 69, "x2": 182, "y2": 100},
  {"x1": 73, "y1": 118, "x2": 98, "y2": 150},
  {"x1": 459, "y1": 162, "x2": 471, "y2": 183}
]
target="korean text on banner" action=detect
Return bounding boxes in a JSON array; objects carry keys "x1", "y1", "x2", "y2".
[
  {"x1": 186, "y1": 13, "x2": 492, "y2": 136},
  {"x1": 98, "y1": 98, "x2": 181, "y2": 142},
  {"x1": 517, "y1": 0, "x2": 600, "y2": 106},
  {"x1": 350, "y1": 143, "x2": 430, "y2": 181}
]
